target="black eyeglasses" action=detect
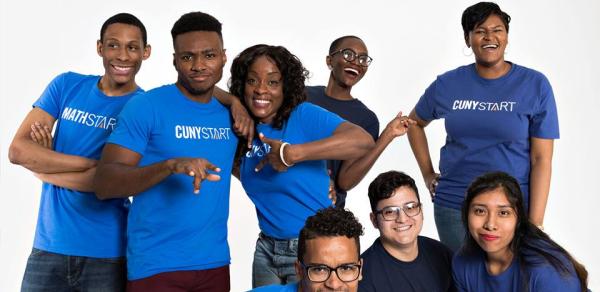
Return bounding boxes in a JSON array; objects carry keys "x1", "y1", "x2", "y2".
[
  {"x1": 330, "y1": 48, "x2": 373, "y2": 67},
  {"x1": 300, "y1": 262, "x2": 361, "y2": 283},
  {"x1": 375, "y1": 202, "x2": 422, "y2": 221}
]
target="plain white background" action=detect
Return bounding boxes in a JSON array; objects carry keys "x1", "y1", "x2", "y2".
[{"x1": 1, "y1": 0, "x2": 598, "y2": 291}]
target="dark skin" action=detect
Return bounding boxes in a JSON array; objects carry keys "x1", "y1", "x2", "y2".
[{"x1": 94, "y1": 31, "x2": 231, "y2": 199}]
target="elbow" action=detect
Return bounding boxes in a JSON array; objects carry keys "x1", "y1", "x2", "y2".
[
  {"x1": 8, "y1": 142, "x2": 26, "y2": 165},
  {"x1": 92, "y1": 173, "x2": 112, "y2": 200}
]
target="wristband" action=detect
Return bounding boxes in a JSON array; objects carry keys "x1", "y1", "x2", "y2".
[{"x1": 279, "y1": 142, "x2": 294, "y2": 167}]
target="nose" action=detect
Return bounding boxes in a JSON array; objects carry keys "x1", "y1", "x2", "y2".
[
  {"x1": 395, "y1": 208, "x2": 409, "y2": 223},
  {"x1": 253, "y1": 80, "x2": 268, "y2": 94},
  {"x1": 191, "y1": 57, "x2": 206, "y2": 72},
  {"x1": 324, "y1": 270, "x2": 344, "y2": 290},
  {"x1": 484, "y1": 213, "x2": 497, "y2": 231},
  {"x1": 116, "y1": 46, "x2": 130, "y2": 61}
]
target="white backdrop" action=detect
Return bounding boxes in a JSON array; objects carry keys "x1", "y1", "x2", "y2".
[{"x1": 1, "y1": 0, "x2": 599, "y2": 291}]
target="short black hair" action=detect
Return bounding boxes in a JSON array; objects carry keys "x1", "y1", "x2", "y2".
[
  {"x1": 329, "y1": 35, "x2": 362, "y2": 55},
  {"x1": 171, "y1": 11, "x2": 222, "y2": 45},
  {"x1": 368, "y1": 171, "x2": 420, "y2": 212},
  {"x1": 100, "y1": 13, "x2": 147, "y2": 46},
  {"x1": 297, "y1": 207, "x2": 363, "y2": 262},
  {"x1": 461, "y1": 2, "x2": 511, "y2": 41}
]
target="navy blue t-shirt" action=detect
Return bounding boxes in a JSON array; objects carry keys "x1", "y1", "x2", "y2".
[
  {"x1": 306, "y1": 85, "x2": 379, "y2": 207},
  {"x1": 360, "y1": 236, "x2": 455, "y2": 292},
  {"x1": 415, "y1": 63, "x2": 559, "y2": 210}
]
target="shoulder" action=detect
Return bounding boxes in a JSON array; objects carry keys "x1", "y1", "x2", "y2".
[
  {"x1": 436, "y1": 64, "x2": 473, "y2": 81},
  {"x1": 53, "y1": 71, "x2": 99, "y2": 86},
  {"x1": 420, "y1": 236, "x2": 453, "y2": 256},
  {"x1": 510, "y1": 63, "x2": 551, "y2": 86},
  {"x1": 527, "y1": 259, "x2": 581, "y2": 291},
  {"x1": 306, "y1": 85, "x2": 326, "y2": 99},
  {"x1": 361, "y1": 238, "x2": 385, "y2": 261}
]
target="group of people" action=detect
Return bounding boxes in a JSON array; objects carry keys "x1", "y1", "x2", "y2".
[{"x1": 8, "y1": 2, "x2": 589, "y2": 292}]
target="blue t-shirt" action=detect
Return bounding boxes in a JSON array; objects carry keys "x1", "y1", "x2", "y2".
[
  {"x1": 240, "y1": 102, "x2": 344, "y2": 239},
  {"x1": 452, "y1": 249, "x2": 581, "y2": 292},
  {"x1": 415, "y1": 63, "x2": 559, "y2": 209},
  {"x1": 32, "y1": 72, "x2": 140, "y2": 258},
  {"x1": 360, "y1": 236, "x2": 455, "y2": 292},
  {"x1": 306, "y1": 85, "x2": 379, "y2": 208},
  {"x1": 250, "y1": 282, "x2": 298, "y2": 292},
  {"x1": 107, "y1": 84, "x2": 238, "y2": 280}
]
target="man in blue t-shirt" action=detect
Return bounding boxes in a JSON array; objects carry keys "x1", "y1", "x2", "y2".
[
  {"x1": 360, "y1": 171, "x2": 455, "y2": 292},
  {"x1": 251, "y1": 207, "x2": 364, "y2": 292},
  {"x1": 8, "y1": 13, "x2": 150, "y2": 291},
  {"x1": 94, "y1": 12, "x2": 242, "y2": 291},
  {"x1": 306, "y1": 35, "x2": 414, "y2": 207}
]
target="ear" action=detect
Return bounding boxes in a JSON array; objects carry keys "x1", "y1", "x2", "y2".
[
  {"x1": 142, "y1": 44, "x2": 151, "y2": 61},
  {"x1": 96, "y1": 40, "x2": 103, "y2": 57},
  {"x1": 295, "y1": 260, "x2": 304, "y2": 280},
  {"x1": 172, "y1": 53, "x2": 176, "y2": 68},
  {"x1": 222, "y1": 49, "x2": 227, "y2": 67},
  {"x1": 464, "y1": 34, "x2": 471, "y2": 48},
  {"x1": 326, "y1": 55, "x2": 332, "y2": 70},
  {"x1": 370, "y1": 212, "x2": 378, "y2": 229},
  {"x1": 358, "y1": 258, "x2": 363, "y2": 281}
]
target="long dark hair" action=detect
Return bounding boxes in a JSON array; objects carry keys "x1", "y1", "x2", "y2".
[{"x1": 460, "y1": 172, "x2": 588, "y2": 291}]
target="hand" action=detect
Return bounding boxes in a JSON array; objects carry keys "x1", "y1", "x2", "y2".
[
  {"x1": 168, "y1": 158, "x2": 221, "y2": 194},
  {"x1": 230, "y1": 99, "x2": 255, "y2": 148},
  {"x1": 254, "y1": 133, "x2": 288, "y2": 172},
  {"x1": 30, "y1": 122, "x2": 53, "y2": 149},
  {"x1": 424, "y1": 172, "x2": 440, "y2": 201},
  {"x1": 381, "y1": 111, "x2": 416, "y2": 140},
  {"x1": 327, "y1": 169, "x2": 337, "y2": 205}
]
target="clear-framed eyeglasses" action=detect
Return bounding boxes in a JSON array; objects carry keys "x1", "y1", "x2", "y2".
[
  {"x1": 330, "y1": 48, "x2": 373, "y2": 67},
  {"x1": 300, "y1": 262, "x2": 361, "y2": 283},
  {"x1": 375, "y1": 202, "x2": 422, "y2": 221}
]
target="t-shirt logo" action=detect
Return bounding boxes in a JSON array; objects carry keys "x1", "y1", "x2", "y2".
[
  {"x1": 452, "y1": 99, "x2": 517, "y2": 112},
  {"x1": 246, "y1": 143, "x2": 271, "y2": 158},
  {"x1": 174, "y1": 125, "x2": 232, "y2": 140},
  {"x1": 61, "y1": 107, "x2": 117, "y2": 130}
]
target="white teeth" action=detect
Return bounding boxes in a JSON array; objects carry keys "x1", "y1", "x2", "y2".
[
  {"x1": 482, "y1": 44, "x2": 498, "y2": 49},
  {"x1": 254, "y1": 99, "x2": 270, "y2": 104},
  {"x1": 393, "y1": 225, "x2": 411, "y2": 232},
  {"x1": 344, "y1": 68, "x2": 359, "y2": 75},
  {"x1": 113, "y1": 65, "x2": 132, "y2": 72}
]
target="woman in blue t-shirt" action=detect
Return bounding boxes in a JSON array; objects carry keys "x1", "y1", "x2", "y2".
[
  {"x1": 453, "y1": 172, "x2": 588, "y2": 292},
  {"x1": 228, "y1": 44, "x2": 373, "y2": 288},
  {"x1": 407, "y1": 2, "x2": 559, "y2": 251}
]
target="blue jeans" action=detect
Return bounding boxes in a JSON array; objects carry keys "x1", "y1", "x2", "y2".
[
  {"x1": 21, "y1": 248, "x2": 126, "y2": 292},
  {"x1": 252, "y1": 233, "x2": 298, "y2": 288},
  {"x1": 434, "y1": 204, "x2": 466, "y2": 252}
]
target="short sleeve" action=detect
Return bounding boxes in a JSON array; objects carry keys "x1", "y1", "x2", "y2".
[
  {"x1": 414, "y1": 79, "x2": 439, "y2": 122},
  {"x1": 364, "y1": 113, "x2": 380, "y2": 141},
  {"x1": 33, "y1": 73, "x2": 67, "y2": 118},
  {"x1": 106, "y1": 94, "x2": 154, "y2": 155},
  {"x1": 296, "y1": 103, "x2": 345, "y2": 141},
  {"x1": 530, "y1": 76, "x2": 560, "y2": 139}
]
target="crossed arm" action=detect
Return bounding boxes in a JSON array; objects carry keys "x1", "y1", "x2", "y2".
[{"x1": 9, "y1": 108, "x2": 97, "y2": 191}]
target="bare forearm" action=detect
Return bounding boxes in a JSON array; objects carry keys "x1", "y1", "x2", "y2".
[
  {"x1": 337, "y1": 134, "x2": 395, "y2": 191},
  {"x1": 529, "y1": 158, "x2": 552, "y2": 225},
  {"x1": 286, "y1": 123, "x2": 374, "y2": 164},
  {"x1": 407, "y1": 125, "x2": 435, "y2": 179},
  {"x1": 94, "y1": 160, "x2": 173, "y2": 199},
  {"x1": 213, "y1": 86, "x2": 235, "y2": 106},
  {"x1": 35, "y1": 167, "x2": 96, "y2": 192},
  {"x1": 9, "y1": 138, "x2": 96, "y2": 173}
]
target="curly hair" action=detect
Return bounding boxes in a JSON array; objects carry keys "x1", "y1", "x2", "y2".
[
  {"x1": 228, "y1": 44, "x2": 309, "y2": 130},
  {"x1": 297, "y1": 207, "x2": 364, "y2": 262},
  {"x1": 462, "y1": 2, "x2": 511, "y2": 42},
  {"x1": 368, "y1": 170, "x2": 420, "y2": 213},
  {"x1": 460, "y1": 172, "x2": 588, "y2": 291}
]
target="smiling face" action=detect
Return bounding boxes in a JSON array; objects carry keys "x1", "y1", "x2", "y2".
[
  {"x1": 297, "y1": 236, "x2": 362, "y2": 292},
  {"x1": 467, "y1": 14, "x2": 508, "y2": 68},
  {"x1": 173, "y1": 30, "x2": 226, "y2": 101},
  {"x1": 97, "y1": 23, "x2": 150, "y2": 93},
  {"x1": 371, "y1": 186, "x2": 422, "y2": 251},
  {"x1": 327, "y1": 37, "x2": 368, "y2": 89},
  {"x1": 468, "y1": 187, "x2": 517, "y2": 260},
  {"x1": 243, "y1": 55, "x2": 284, "y2": 124}
]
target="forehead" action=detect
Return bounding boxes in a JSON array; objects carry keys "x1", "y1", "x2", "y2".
[
  {"x1": 249, "y1": 55, "x2": 280, "y2": 73},
  {"x1": 103, "y1": 23, "x2": 143, "y2": 41},
  {"x1": 174, "y1": 31, "x2": 222, "y2": 52},
  {"x1": 471, "y1": 188, "x2": 511, "y2": 207},
  {"x1": 376, "y1": 186, "x2": 418, "y2": 208},
  {"x1": 303, "y1": 236, "x2": 358, "y2": 264},
  {"x1": 476, "y1": 14, "x2": 506, "y2": 28},
  {"x1": 337, "y1": 38, "x2": 367, "y2": 53}
]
